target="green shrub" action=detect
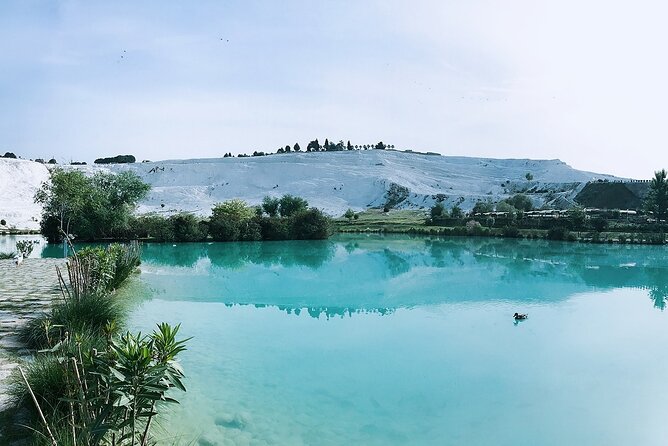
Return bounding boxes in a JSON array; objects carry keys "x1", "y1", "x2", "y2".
[
  {"x1": 547, "y1": 226, "x2": 570, "y2": 240},
  {"x1": 590, "y1": 217, "x2": 608, "y2": 232},
  {"x1": 502, "y1": 225, "x2": 520, "y2": 238},
  {"x1": 430, "y1": 203, "x2": 446, "y2": 219},
  {"x1": 257, "y1": 216, "x2": 290, "y2": 240},
  {"x1": 11, "y1": 324, "x2": 187, "y2": 445},
  {"x1": 209, "y1": 217, "x2": 241, "y2": 241},
  {"x1": 465, "y1": 220, "x2": 483, "y2": 235},
  {"x1": 9, "y1": 240, "x2": 186, "y2": 445},
  {"x1": 290, "y1": 208, "x2": 331, "y2": 239},
  {"x1": 169, "y1": 213, "x2": 207, "y2": 241},
  {"x1": 504, "y1": 194, "x2": 533, "y2": 211},
  {"x1": 20, "y1": 295, "x2": 123, "y2": 350},
  {"x1": 239, "y1": 219, "x2": 263, "y2": 241},
  {"x1": 279, "y1": 194, "x2": 309, "y2": 217},
  {"x1": 130, "y1": 214, "x2": 174, "y2": 241},
  {"x1": 261, "y1": 196, "x2": 280, "y2": 217},
  {"x1": 8, "y1": 354, "x2": 70, "y2": 417}
]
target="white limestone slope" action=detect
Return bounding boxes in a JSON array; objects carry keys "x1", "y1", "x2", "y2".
[
  {"x1": 0, "y1": 158, "x2": 49, "y2": 230},
  {"x1": 73, "y1": 150, "x2": 621, "y2": 218},
  {"x1": 0, "y1": 151, "x2": 624, "y2": 230}
]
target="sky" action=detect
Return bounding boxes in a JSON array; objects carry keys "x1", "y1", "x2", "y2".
[{"x1": 1, "y1": 0, "x2": 667, "y2": 179}]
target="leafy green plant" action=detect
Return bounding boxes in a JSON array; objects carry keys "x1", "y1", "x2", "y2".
[
  {"x1": 644, "y1": 169, "x2": 668, "y2": 219},
  {"x1": 290, "y1": 208, "x2": 331, "y2": 240},
  {"x1": 35, "y1": 169, "x2": 150, "y2": 243},
  {"x1": 9, "y1": 240, "x2": 187, "y2": 445}
]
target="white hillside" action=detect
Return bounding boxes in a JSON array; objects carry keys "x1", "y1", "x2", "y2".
[
  {"x1": 0, "y1": 151, "x2": 623, "y2": 230},
  {"x1": 0, "y1": 158, "x2": 49, "y2": 230},
  {"x1": 72, "y1": 151, "x2": 621, "y2": 218}
]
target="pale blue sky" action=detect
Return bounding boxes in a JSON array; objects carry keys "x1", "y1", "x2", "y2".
[{"x1": 1, "y1": 1, "x2": 666, "y2": 178}]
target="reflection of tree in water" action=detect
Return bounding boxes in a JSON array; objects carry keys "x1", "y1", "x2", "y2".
[
  {"x1": 344, "y1": 242, "x2": 359, "y2": 254},
  {"x1": 207, "y1": 240, "x2": 335, "y2": 270},
  {"x1": 424, "y1": 238, "x2": 465, "y2": 267},
  {"x1": 142, "y1": 243, "x2": 207, "y2": 267},
  {"x1": 646, "y1": 268, "x2": 668, "y2": 310},
  {"x1": 382, "y1": 248, "x2": 411, "y2": 277},
  {"x1": 222, "y1": 303, "x2": 395, "y2": 319},
  {"x1": 276, "y1": 305, "x2": 395, "y2": 319},
  {"x1": 207, "y1": 242, "x2": 263, "y2": 269}
]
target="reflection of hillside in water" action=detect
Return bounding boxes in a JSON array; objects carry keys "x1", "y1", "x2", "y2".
[{"x1": 139, "y1": 235, "x2": 668, "y2": 312}]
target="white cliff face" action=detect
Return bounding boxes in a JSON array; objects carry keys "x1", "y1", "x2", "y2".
[
  {"x1": 0, "y1": 158, "x2": 50, "y2": 230},
  {"x1": 1, "y1": 151, "x2": 622, "y2": 229}
]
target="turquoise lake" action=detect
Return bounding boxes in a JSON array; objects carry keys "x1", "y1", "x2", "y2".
[{"x1": 38, "y1": 235, "x2": 668, "y2": 444}]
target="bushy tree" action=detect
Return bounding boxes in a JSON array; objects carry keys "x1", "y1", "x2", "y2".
[
  {"x1": 256, "y1": 216, "x2": 290, "y2": 240},
  {"x1": 644, "y1": 169, "x2": 668, "y2": 219},
  {"x1": 495, "y1": 201, "x2": 516, "y2": 214},
  {"x1": 504, "y1": 194, "x2": 533, "y2": 211},
  {"x1": 590, "y1": 217, "x2": 608, "y2": 232},
  {"x1": 294, "y1": 143, "x2": 301, "y2": 152},
  {"x1": 262, "y1": 196, "x2": 280, "y2": 217},
  {"x1": 306, "y1": 139, "x2": 318, "y2": 152},
  {"x1": 547, "y1": 226, "x2": 570, "y2": 240},
  {"x1": 525, "y1": 172, "x2": 534, "y2": 181},
  {"x1": 209, "y1": 217, "x2": 240, "y2": 241},
  {"x1": 130, "y1": 214, "x2": 174, "y2": 241},
  {"x1": 89, "y1": 171, "x2": 152, "y2": 237},
  {"x1": 344, "y1": 208, "x2": 356, "y2": 221},
  {"x1": 35, "y1": 169, "x2": 150, "y2": 242},
  {"x1": 239, "y1": 219, "x2": 262, "y2": 241},
  {"x1": 212, "y1": 199, "x2": 254, "y2": 221},
  {"x1": 450, "y1": 205, "x2": 464, "y2": 219},
  {"x1": 209, "y1": 199, "x2": 255, "y2": 241},
  {"x1": 169, "y1": 213, "x2": 207, "y2": 241},
  {"x1": 570, "y1": 207, "x2": 586, "y2": 229},
  {"x1": 430, "y1": 203, "x2": 446, "y2": 219},
  {"x1": 290, "y1": 208, "x2": 330, "y2": 239},
  {"x1": 472, "y1": 200, "x2": 494, "y2": 214},
  {"x1": 279, "y1": 194, "x2": 308, "y2": 217}
]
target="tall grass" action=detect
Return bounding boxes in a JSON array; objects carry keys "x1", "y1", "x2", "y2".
[
  {"x1": 8, "y1": 241, "x2": 187, "y2": 446},
  {"x1": 19, "y1": 242, "x2": 140, "y2": 350}
]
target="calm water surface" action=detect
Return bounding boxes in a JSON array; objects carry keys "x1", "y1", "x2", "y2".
[{"x1": 33, "y1": 235, "x2": 668, "y2": 444}]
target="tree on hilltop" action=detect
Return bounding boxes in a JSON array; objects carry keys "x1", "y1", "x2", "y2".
[{"x1": 306, "y1": 139, "x2": 319, "y2": 152}]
